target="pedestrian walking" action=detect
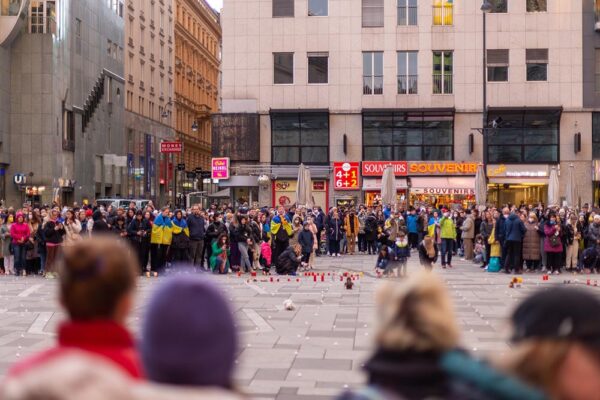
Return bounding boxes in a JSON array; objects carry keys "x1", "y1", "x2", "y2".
[{"x1": 187, "y1": 205, "x2": 206, "y2": 269}]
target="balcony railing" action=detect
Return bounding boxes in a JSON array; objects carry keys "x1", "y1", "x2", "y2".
[
  {"x1": 432, "y1": 5, "x2": 453, "y2": 26},
  {"x1": 363, "y1": 76, "x2": 383, "y2": 95},
  {"x1": 397, "y1": 5, "x2": 417, "y2": 25},
  {"x1": 397, "y1": 75, "x2": 418, "y2": 94},
  {"x1": 432, "y1": 73, "x2": 453, "y2": 94}
]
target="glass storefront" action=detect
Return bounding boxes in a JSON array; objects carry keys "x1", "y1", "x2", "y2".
[
  {"x1": 273, "y1": 179, "x2": 328, "y2": 210},
  {"x1": 487, "y1": 183, "x2": 548, "y2": 206}
]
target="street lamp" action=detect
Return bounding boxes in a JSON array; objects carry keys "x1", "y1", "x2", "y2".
[{"x1": 191, "y1": 120, "x2": 199, "y2": 132}]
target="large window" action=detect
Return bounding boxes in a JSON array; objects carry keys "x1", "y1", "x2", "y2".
[
  {"x1": 308, "y1": 0, "x2": 327, "y2": 16},
  {"x1": 271, "y1": 113, "x2": 329, "y2": 164},
  {"x1": 527, "y1": 0, "x2": 546, "y2": 12},
  {"x1": 398, "y1": 0, "x2": 417, "y2": 25},
  {"x1": 362, "y1": 0, "x2": 384, "y2": 27},
  {"x1": 30, "y1": 0, "x2": 56, "y2": 34},
  {"x1": 397, "y1": 51, "x2": 418, "y2": 94},
  {"x1": 273, "y1": 0, "x2": 294, "y2": 17},
  {"x1": 486, "y1": 109, "x2": 560, "y2": 164},
  {"x1": 363, "y1": 52, "x2": 383, "y2": 95},
  {"x1": 363, "y1": 111, "x2": 454, "y2": 161},
  {"x1": 432, "y1": 0, "x2": 453, "y2": 26},
  {"x1": 487, "y1": 49, "x2": 509, "y2": 82},
  {"x1": 433, "y1": 51, "x2": 453, "y2": 94},
  {"x1": 594, "y1": 113, "x2": 600, "y2": 159},
  {"x1": 308, "y1": 52, "x2": 328, "y2": 84},
  {"x1": 274, "y1": 52, "x2": 294, "y2": 84},
  {"x1": 489, "y1": 0, "x2": 507, "y2": 13},
  {"x1": 526, "y1": 49, "x2": 548, "y2": 81}
]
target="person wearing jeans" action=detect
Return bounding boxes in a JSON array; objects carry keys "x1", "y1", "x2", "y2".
[
  {"x1": 10, "y1": 212, "x2": 31, "y2": 276},
  {"x1": 439, "y1": 213, "x2": 456, "y2": 268}
]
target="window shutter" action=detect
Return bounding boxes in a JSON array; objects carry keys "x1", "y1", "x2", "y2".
[
  {"x1": 273, "y1": 0, "x2": 294, "y2": 17},
  {"x1": 487, "y1": 49, "x2": 509, "y2": 66},
  {"x1": 526, "y1": 49, "x2": 548, "y2": 63}
]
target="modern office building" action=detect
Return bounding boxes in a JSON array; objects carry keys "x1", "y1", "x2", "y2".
[
  {"x1": 218, "y1": 0, "x2": 592, "y2": 209},
  {"x1": 0, "y1": 0, "x2": 126, "y2": 206},
  {"x1": 124, "y1": 0, "x2": 176, "y2": 204},
  {"x1": 174, "y1": 0, "x2": 221, "y2": 200}
]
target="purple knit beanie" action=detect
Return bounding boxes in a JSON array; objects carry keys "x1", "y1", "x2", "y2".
[{"x1": 140, "y1": 275, "x2": 237, "y2": 388}]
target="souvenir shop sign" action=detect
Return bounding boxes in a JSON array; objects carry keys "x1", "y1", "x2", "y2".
[
  {"x1": 408, "y1": 162, "x2": 478, "y2": 175},
  {"x1": 361, "y1": 161, "x2": 408, "y2": 177},
  {"x1": 411, "y1": 187, "x2": 476, "y2": 195},
  {"x1": 334, "y1": 162, "x2": 360, "y2": 190}
]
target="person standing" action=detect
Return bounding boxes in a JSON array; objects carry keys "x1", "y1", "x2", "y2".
[
  {"x1": 480, "y1": 211, "x2": 494, "y2": 268},
  {"x1": 171, "y1": 210, "x2": 191, "y2": 263},
  {"x1": 406, "y1": 208, "x2": 419, "y2": 250},
  {"x1": 544, "y1": 212, "x2": 564, "y2": 275},
  {"x1": 313, "y1": 207, "x2": 324, "y2": 256},
  {"x1": 522, "y1": 213, "x2": 541, "y2": 272},
  {"x1": 187, "y1": 205, "x2": 206, "y2": 269},
  {"x1": 127, "y1": 210, "x2": 152, "y2": 275},
  {"x1": 150, "y1": 208, "x2": 173, "y2": 273},
  {"x1": 42, "y1": 210, "x2": 65, "y2": 279},
  {"x1": 327, "y1": 208, "x2": 344, "y2": 257},
  {"x1": 439, "y1": 212, "x2": 456, "y2": 269},
  {"x1": 565, "y1": 213, "x2": 581, "y2": 272},
  {"x1": 344, "y1": 210, "x2": 359, "y2": 255},
  {"x1": 503, "y1": 209, "x2": 526, "y2": 274},
  {"x1": 271, "y1": 206, "x2": 292, "y2": 267},
  {"x1": 10, "y1": 212, "x2": 31, "y2": 276},
  {"x1": 460, "y1": 210, "x2": 475, "y2": 261},
  {"x1": 0, "y1": 215, "x2": 14, "y2": 275},
  {"x1": 63, "y1": 210, "x2": 82, "y2": 246}
]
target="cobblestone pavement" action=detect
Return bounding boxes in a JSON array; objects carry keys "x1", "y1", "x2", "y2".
[{"x1": 0, "y1": 253, "x2": 599, "y2": 399}]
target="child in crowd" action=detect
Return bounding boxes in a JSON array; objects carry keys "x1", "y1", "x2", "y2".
[
  {"x1": 473, "y1": 234, "x2": 485, "y2": 266},
  {"x1": 375, "y1": 245, "x2": 392, "y2": 276},
  {"x1": 419, "y1": 235, "x2": 438, "y2": 270},
  {"x1": 395, "y1": 231, "x2": 410, "y2": 277},
  {"x1": 260, "y1": 234, "x2": 272, "y2": 272}
]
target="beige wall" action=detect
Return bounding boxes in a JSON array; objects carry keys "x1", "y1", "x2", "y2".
[{"x1": 222, "y1": 0, "x2": 583, "y2": 113}]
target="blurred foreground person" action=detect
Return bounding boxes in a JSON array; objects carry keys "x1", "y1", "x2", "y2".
[
  {"x1": 138, "y1": 275, "x2": 245, "y2": 399},
  {"x1": 502, "y1": 288, "x2": 600, "y2": 400},
  {"x1": 1, "y1": 352, "x2": 134, "y2": 400},
  {"x1": 7, "y1": 237, "x2": 142, "y2": 379},
  {"x1": 339, "y1": 271, "x2": 546, "y2": 400}
]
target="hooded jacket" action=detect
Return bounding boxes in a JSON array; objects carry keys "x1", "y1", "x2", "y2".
[
  {"x1": 503, "y1": 213, "x2": 526, "y2": 242},
  {"x1": 10, "y1": 213, "x2": 31, "y2": 244}
]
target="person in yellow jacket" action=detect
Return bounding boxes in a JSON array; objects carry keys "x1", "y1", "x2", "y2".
[
  {"x1": 271, "y1": 206, "x2": 292, "y2": 267},
  {"x1": 150, "y1": 208, "x2": 173, "y2": 274},
  {"x1": 344, "y1": 211, "x2": 360, "y2": 255}
]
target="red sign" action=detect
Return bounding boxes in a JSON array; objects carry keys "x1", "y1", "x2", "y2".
[
  {"x1": 362, "y1": 161, "x2": 408, "y2": 177},
  {"x1": 160, "y1": 141, "x2": 183, "y2": 153},
  {"x1": 211, "y1": 157, "x2": 230, "y2": 180},
  {"x1": 333, "y1": 162, "x2": 360, "y2": 190}
]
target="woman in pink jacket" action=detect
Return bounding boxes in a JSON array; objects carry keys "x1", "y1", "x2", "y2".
[{"x1": 10, "y1": 212, "x2": 31, "y2": 276}]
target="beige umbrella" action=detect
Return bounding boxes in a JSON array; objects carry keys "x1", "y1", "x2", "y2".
[
  {"x1": 295, "y1": 163, "x2": 308, "y2": 207},
  {"x1": 565, "y1": 163, "x2": 578, "y2": 208},
  {"x1": 474, "y1": 164, "x2": 487, "y2": 207},
  {"x1": 303, "y1": 166, "x2": 314, "y2": 209},
  {"x1": 547, "y1": 166, "x2": 560, "y2": 207},
  {"x1": 380, "y1": 165, "x2": 396, "y2": 208}
]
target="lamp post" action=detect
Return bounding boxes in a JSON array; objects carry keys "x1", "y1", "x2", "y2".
[{"x1": 481, "y1": 1, "x2": 492, "y2": 170}]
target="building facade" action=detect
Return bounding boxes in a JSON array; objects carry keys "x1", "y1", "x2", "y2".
[
  {"x1": 174, "y1": 0, "x2": 221, "y2": 200},
  {"x1": 124, "y1": 0, "x2": 176, "y2": 204},
  {"x1": 218, "y1": 0, "x2": 592, "y2": 209},
  {"x1": 1, "y1": 0, "x2": 126, "y2": 206}
]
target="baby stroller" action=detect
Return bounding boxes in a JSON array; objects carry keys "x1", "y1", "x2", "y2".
[{"x1": 581, "y1": 246, "x2": 599, "y2": 273}]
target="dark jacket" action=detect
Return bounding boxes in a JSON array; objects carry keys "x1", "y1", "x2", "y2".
[
  {"x1": 206, "y1": 221, "x2": 228, "y2": 243},
  {"x1": 503, "y1": 213, "x2": 526, "y2": 242},
  {"x1": 43, "y1": 221, "x2": 65, "y2": 245},
  {"x1": 364, "y1": 215, "x2": 378, "y2": 241},
  {"x1": 92, "y1": 211, "x2": 110, "y2": 233},
  {"x1": 276, "y1": 246, "x2": 301, "y2": 275},
  {"x1": 313, "y1": 212, "x2": 325, "y2": 231},
  {"x1": 230, "y1": 223, "x2": 251, "y2": 244},
  {"x1": 186, "y1": 214, "x2": 206, "y2": 241},
  {"x1": 127, "y1": 218, "x2": 152, "y2": 242},
  {"x1": 328, "y1": 217, "x2": 344, "y2": 241},
  {"x1": 298, "y1": 229, "x2": 314, "y2": 254},
  {"x1": 495, "y1": 215, "x2": 507, "y2": 243}
]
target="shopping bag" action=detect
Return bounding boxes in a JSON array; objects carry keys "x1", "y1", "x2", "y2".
[{"x1": 487, "y1": 257, "x2": 501, "y2": 273}]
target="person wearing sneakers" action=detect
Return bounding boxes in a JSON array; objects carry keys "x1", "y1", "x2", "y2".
[
  {"x1": 10, "y1": 212, "x2": 31, "y2": 276},
  {"x1": 439, "y1": 211, "x2": 456, "y2": 269}
]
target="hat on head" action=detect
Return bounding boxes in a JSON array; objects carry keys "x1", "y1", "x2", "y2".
[
  {"x1": 511, "y1": 288, "x2": 600, "y2": 349},
  {"x1": 85, "y1": 209, "x2": 93, "y2": 217},
  {"x1": 140, "y1": 275, "x2": 237, "y2": 388}
]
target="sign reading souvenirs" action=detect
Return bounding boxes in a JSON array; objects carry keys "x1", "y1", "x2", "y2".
[
  {"x1": 160, "y1": 141, "x2": 183, "y2": 153},
  {"x1": 362, "y1": 161, "x2": 408, "y2": 177},
  {"x1": 334, "y1": 162, "x2": 360, "y2": 190},
  {"x1": 411, "y1": 188, "x2": 476, "y2": 195},
  {"x1": 361, "y1": 161, "x2": 477, "y2": 177},
  {"x1": 211, "y1": 157, "x2": 230, "y2": 180}
]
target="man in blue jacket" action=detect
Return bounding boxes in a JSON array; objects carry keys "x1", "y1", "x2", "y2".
[
  {"x1": 186, "y1": 205, "x2": 206, "y2": 269},
  {"x1": 503, "y1": 208, "x2": 526, "y2": 274},
  {"x1": 406, "y1": 208, "x2": 419, "y2": 250}
]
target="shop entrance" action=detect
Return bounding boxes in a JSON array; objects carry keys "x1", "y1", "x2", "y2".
[{"x1": 487, "y1": 183, "x2": 547, "y2": 206}]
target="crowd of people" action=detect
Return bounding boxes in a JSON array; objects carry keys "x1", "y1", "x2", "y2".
[
  {"x1": 2, "y1": 200, "x2": 600, "y2": 278},
  {"x1": 1, "y1": 237, "x2": 600, "y2": 400}
]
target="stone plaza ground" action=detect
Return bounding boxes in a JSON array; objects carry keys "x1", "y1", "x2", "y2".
[{"x1": 0, "y1": 253, "x2": 598, "y2": 399}]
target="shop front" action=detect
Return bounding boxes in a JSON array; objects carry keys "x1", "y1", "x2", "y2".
[
  {"x1": 217, "y1": 175, "x2": 259, "y2": 208},
  {"x1": 486, "y1": 164, "x2": 553, "y2": 206},
  {"x1": 362, "y1": 177, "x2": 409, "y2": 207},
  {"x1": 272, "y1": 179, "x2": 328, "y2": 210},
  {"x1": 410, "y1": 177, "x2": 475, "y2": 209}
]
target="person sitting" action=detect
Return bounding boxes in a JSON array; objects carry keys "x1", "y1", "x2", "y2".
[
  {"x1": 7, "y1": 237, "x2": 143, "y2": 379},
  {"x1": 375, "y1": 245, "x2": 393, "y2": 276},
  {"x1": 209, "y1": 233, "x2": 230, "y2": 274},
  {"x1": 276, "y1": 244, "x2": 302, "y2": 275}
]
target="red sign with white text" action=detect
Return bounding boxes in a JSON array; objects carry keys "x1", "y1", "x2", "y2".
[
  {"x1": 362, "y1": 161, "x2": 408, "y2": 177},
  {"x1": 334, "y1": 162, "x2": 360, "y2": 190},
  {"x1": 160, "y1": 141, "x2": 183, "y2": 153}
]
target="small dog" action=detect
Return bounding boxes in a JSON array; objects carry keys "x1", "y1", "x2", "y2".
[{"x1": 283, "y1": 299, "x2": 296, "y2": 311}]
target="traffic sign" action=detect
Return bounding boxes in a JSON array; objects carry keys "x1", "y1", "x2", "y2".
[
  {"x1": 333, "y1": 162, "x2": 360, "y2": 190},
  {"x1": 177, "y1": 163, "x2": 186, "y2": 171}
]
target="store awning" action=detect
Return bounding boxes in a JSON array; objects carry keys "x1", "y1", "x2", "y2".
[
  {"x1": 217, "y1": 175, "x2": 258, "y2": 187},
  {"x1": 208, "y1": 188, "x2": 231, "y2": 198},
  {"x1": 362, "y1": 178, "x2": 408, "y2": 191},
  {"x1": 410, "y1": 177, "x2": 475, "y2": 195}
]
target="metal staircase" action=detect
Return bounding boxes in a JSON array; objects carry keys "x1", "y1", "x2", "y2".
[{"x1": 82, "y1": 74, "x2": 105, "y2": 132}]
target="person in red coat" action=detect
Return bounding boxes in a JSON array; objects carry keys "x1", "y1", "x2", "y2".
[{"x1": 7, "y1": 236, "x2": 143, "y2": 379}]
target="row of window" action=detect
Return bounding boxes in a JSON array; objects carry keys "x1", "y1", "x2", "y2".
[
  {"x1": 272, "y1": 0, "x2": 547, "y2": 27},
  {"x1": 272, "y1": 49, "x2": 549, "y2": 93},
  {"x1": 270, "y1": 110, "x2": 560, "y2": 165}
]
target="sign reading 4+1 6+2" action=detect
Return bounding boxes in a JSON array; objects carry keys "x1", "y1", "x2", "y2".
[{"x1": 333, "y1": 162, "x2": 360, "y2": 190}]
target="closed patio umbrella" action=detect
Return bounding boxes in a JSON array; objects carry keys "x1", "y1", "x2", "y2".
[
  {"x1": 565, "y1": 163, "x2": 578, "y2": 208},
  {"x1": 547, "y1": 166, "x2": 560, "y2": 207},
  {"x1": 303, "y1": 166, "x2": 314, "y2": 209},
  {"x1": 380, "y1": 165, "x2": 396, "y2": 208},
  {"x1": 475, "y1": 164, "x2": 487, "y2": 207},
  {"x1": 295, "y1": 164, "x2": 308, "y2": 207}
]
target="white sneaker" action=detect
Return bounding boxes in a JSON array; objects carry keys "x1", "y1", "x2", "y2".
[{"x1": 336, "y1": 254, "x2": 341, "y2": 257}]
